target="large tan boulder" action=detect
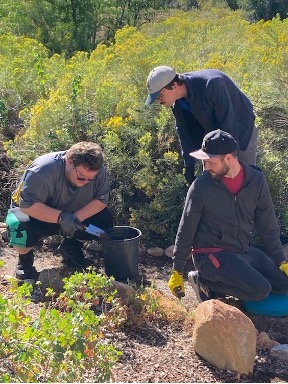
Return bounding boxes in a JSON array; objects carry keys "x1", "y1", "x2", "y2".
[{"x1": 192, "y1": 299, "x2": 256, "y2": 375}]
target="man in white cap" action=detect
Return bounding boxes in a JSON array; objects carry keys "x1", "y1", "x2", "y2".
[
  {"x1": 167, "y1": 129, "x2": 288, "y2": 302},
  {"x1": 145, "y1": 66, "x2": 257, "y2": 184}
]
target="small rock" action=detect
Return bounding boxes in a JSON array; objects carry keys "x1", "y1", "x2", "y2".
[
  {"x1": 257, "y1": 332, "x2": 280, "y2": 350},
  {"x1": 165, "y1": 245, "x2": 174, "y2": 258},
  {"x1": 139, "y1": 246, "x2": 147, "y2": 257},
  {"x1": 270, "y1": 344, "x2": 288, "y2": 362},
  {"x1": 2, "y1": 274, "x2": 15, "y2": 283},
  {"x1": 112, "y1": 280, "x2": 136, "y2": 302},
  {"x1": 147, "y1": 247, "x2": 165, "y2": 257},
  {"x1": 38, "y1": 268, "x2": 64, "y2": 294}
]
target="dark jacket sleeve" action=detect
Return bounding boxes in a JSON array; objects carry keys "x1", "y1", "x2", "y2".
[
  {"x1": 254, "y1": 174, "x2": 287, "y2": 265},
  {"x1": 172, "y1": 103, "x2": 205, "y2": 168},
  {"x1": 172, "y1": 180, "x2": 203, "y2": 272},
  {"x1": 176, "y1": 125, "x2": 196, "y2": 168},
  {"x1": 207, "y1": 78, "x2": 239, "y2": 145}
]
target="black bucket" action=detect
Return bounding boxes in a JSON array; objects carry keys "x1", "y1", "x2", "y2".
[{"x1": 103, "y1": 226, "x2": 141, "y2": 281}]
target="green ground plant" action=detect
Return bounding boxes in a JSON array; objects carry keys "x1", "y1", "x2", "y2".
[
  {"x1": 0, "y1": 267, "x2": 182, "y2": 382},
  {"x1": 0, "y1": 271, "x2": 122, "y2": 383}
]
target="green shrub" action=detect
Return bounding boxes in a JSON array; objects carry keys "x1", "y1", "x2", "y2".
[
  {"x1": 2, "y1": 9, "x2": 288, "y2": 243},
  {"x1": 0, "y1": 271, "x2": 122, "y2": 383}
]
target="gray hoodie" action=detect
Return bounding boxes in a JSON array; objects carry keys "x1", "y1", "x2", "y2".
[{"x1": 173, "y1": 164, "x2": 286, "y2": 272}]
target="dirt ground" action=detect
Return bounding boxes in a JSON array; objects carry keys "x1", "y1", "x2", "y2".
[{"x1": 1, "y1": 233, "x2": 288, "y2": 383}]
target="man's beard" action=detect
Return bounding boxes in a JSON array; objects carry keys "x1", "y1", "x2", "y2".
[{"x1": 210, "y1": 162, "x2": 229, "y2": 180}]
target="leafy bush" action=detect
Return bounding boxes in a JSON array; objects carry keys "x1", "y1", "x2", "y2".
[
  {"x1": 257, "y1": 107, "x2": 288, "y2": 232},
  {"x1": 0, "y1": 272, "x2": 122, "y2": 383},
  {"x1": 0, "y1": 266, "x2": 184, "y2": 382}
]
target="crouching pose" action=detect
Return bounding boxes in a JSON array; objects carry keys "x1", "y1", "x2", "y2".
[
  {"x1": 5, "y1": 141, "x2": 113, "y2": 280},
  {"x1": 168, "y1": 129, "x2": 288, "y2": 302}
]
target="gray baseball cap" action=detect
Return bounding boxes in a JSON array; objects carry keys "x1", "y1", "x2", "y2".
[{"x1": 145, "y1": 66, "x2": 176, "y2": 105}]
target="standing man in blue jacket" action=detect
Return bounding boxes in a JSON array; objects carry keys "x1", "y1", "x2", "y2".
[{"x1": 145, "y1": 66, "x2": 257, "y2": 184}]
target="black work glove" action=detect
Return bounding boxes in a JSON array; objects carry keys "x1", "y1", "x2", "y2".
[
  {"x1": 58, "y1": 212, "x2": 85, "y2": 238},
  {"x1": 184, "y1": 165, "x2": 196, "y2": 186}
]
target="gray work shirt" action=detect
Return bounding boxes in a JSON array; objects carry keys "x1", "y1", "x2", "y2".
[{"x1": 12, "y1": 151, "x2": 110, "y2": 213}]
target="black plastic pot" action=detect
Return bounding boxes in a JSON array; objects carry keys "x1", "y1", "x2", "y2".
[{"x1": 103, "y1": 226, "x2": 141, "y2": 281}]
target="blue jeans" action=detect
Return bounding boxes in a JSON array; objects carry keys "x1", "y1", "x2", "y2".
[{"x1": 193, "y1": 246, "x2": 288, "y2": 301}]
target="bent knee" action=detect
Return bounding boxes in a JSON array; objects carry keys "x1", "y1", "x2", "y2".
[{"x1": 246, "y1": 282, "x2": 271, "y2": 301}]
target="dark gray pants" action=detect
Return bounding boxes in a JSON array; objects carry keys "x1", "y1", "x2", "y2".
[
  {"x1": 193, "y1": 246, "x2": 288, "y2": 301},
  {"x1": 238, "y1": 125, "x2": 257, "y2": 165}
]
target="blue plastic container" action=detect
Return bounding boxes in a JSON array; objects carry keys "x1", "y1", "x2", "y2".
[{"x1": 244, "y1": 294, "x2": 288, "y2": 317}]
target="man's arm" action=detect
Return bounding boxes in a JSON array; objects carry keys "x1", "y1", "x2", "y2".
[
  {"x1": 18, "y1": 169, "x2": 61, "y2": 222},
  {"x1": 254, "y1": 175, "x2": 287, "y2": 265},
  {"x1": 168, "y1": 180, "x2": 203, "y2": 298},
  {"x1": 172, "y1": 102, "x2": 205, "y2": 182},
  {"x1": 22, "y1": 199, "x2": 107, "y2": 223},
  {"x1": 21, "y1": 203, "x2": 62, "y2": 223},
  {"x1": 75, "y1": 199, "x2": 107, "y2": 222},
  {"x1": 172, "y1": 180, "x2": 203, "y2": 272}
]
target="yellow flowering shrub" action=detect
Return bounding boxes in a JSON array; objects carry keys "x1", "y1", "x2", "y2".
[{"x1": 2, "y1": 7, "x2": 288, "y2": 241}]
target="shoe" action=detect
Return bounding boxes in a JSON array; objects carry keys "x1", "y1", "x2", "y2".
[
  {"x1": 59, "y1": 238, "x2": 87, "y2": 267},
  {"x1": 188, "y1": 271, "x2": 211, "y2": 302},
  {"x1": 15, "y1": 251, "x2": 38, "y2": 280}
]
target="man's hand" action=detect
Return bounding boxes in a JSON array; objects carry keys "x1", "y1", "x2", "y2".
[
  {"x1": 58, "y1": 212, "x2": 84, "y2": 238},
  {"x1": 168, "y1": 270, "x2": 185, "y2": 298},
  {"x1": 279, "y1": 261, "x2": 288, "y2": 276}
]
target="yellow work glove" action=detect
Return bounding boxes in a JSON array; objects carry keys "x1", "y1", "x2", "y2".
[
  {"x1": 168, "y1": 271, "x2": 185, "y2": 299},
  {"x1": 279, "y1": 261, "x2": 288, "y2": 276}
]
